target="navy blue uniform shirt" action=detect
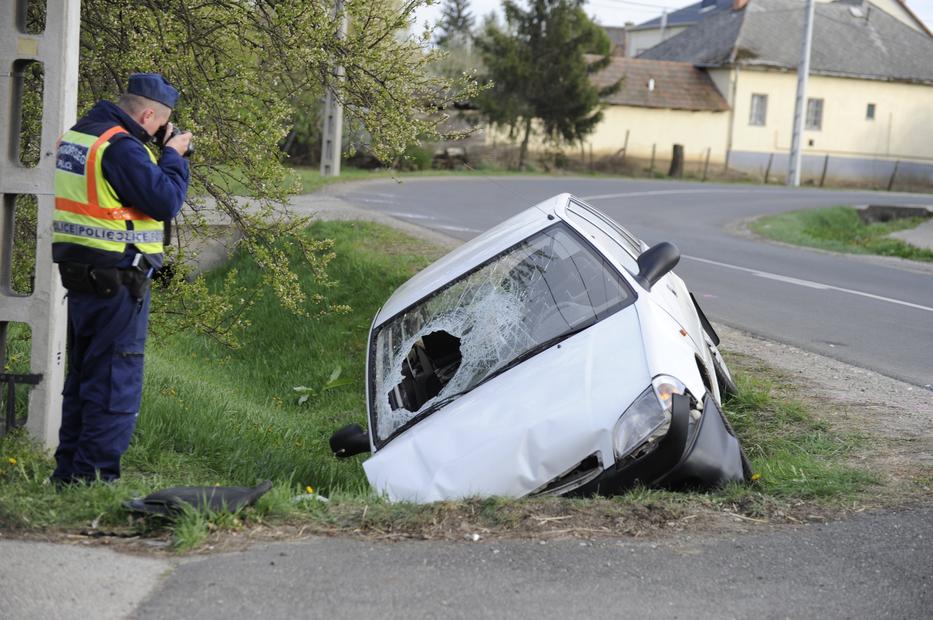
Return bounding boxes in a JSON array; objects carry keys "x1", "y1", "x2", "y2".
[
  {"x1": 84, "y1": 100, "x2": 189, "y2": 221},
  {"x1": 68, "y1": 100, "x2": 190, "y2": 268}
]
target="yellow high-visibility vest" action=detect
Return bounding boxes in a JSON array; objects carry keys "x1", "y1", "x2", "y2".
[{"x1": 53, "y1": 125, "x2": 164, "y2": 261}]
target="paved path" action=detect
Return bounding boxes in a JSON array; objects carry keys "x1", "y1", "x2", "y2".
[
  {"x1": 125, "y1": 505, "x2": 928, "y2": 619},
  {"x1": 0, "y1": 540, "x2": 170, "y2": 619},
  {"x1": 330, "y1": 177, "x2": 933, "y2": 386},
  {"x1": 891, "y1": 216, "x2": 933, "y2": 251}
]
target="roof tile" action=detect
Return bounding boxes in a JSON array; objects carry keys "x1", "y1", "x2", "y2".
[
  {"x1": 638, "y1": 0, "x2": 933, "y2": 84},
  {"x1": 589, "y1": 56, "x2": 730, "y2": 111}
]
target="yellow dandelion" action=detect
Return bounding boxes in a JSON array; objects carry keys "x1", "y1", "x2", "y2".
[
  {"x1": 306, "y1": 485, "x2": 314, "y2": 494},
  {"x1": 8, "y1": 457, "x2": 17, "y2": 465},
  {"x1": 751, "y1": 473, "x2": 762, "y2": 481}
]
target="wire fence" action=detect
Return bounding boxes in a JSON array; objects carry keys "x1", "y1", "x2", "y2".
[{"x1": 466, "y1": 141, "x2": 933, "y2": 192}]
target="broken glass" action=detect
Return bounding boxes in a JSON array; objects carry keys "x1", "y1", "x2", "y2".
[{"x1": 372, "y1": 223, "x2": 634, "y2": 444}]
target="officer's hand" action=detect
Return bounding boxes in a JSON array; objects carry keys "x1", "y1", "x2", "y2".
[
  {"x1": 160, "y1": 122, "x2": 174, "y2": 146},
  {"x1": 166, "y1": 130, "x2": 193, "y2": 157}
]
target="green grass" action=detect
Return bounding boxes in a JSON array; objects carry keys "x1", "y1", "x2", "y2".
[
  {"x1": 203, "y1": 164, "x2": 522, "y2": 196},
  {"x1": 0, "y1": 221, "x2": 881, "y2": 548},
  {"x1": 205, "y1": 163, "x2": 635, "y2": 197},
  {"x1": 722, "y1": 371, "x2": 875, "y2": 501},
  {"x1": 751, "y1": 206, "x2": 933, "y2": 262},
  {"x1": 291, "y1": 165, "x2": 532, "y2": 194},
  {"x1": 138, "y1": 221, "x2": 437, "y2": 492},
  {"x1": 0, "y1": 221, "x2": 435, "y2": 545},
  {"x1": 200, "y1": 164, "x2": 380, "y2": 196}
]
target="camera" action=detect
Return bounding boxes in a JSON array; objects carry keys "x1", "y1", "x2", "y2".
[{"x1": 153, "y1": 123, "x2": 194, "y2": 157}]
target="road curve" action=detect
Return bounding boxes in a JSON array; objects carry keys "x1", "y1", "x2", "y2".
[{"x1": 334, "y1": 177, "x2": 933, "y2": 386}]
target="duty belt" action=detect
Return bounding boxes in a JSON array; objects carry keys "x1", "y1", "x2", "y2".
[
  {"x1": 59, "y1": 262, "x2": 152, "y2": 300},
  {"x1": 53, "y1": 221, "x2": 164, "y2": 244}
]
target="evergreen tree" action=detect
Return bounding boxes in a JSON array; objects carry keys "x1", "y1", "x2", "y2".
[
  {"x1": 475, "y1": 0, "x2": 619, "y2": 169},
  {"x1": 437, "y1": 0, "x2": 476, "y2": 48}
]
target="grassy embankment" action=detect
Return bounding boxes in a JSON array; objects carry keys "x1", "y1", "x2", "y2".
[
  {"x1": 0, "y1": 221, "x2": 881, "y2": 550},
  {"x1": 751, "y1": 206, "x2": 933, "y2": 262}
]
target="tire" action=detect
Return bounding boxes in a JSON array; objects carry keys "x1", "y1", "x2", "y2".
[
  {"x1": 739, "y1": 448, "x2": 754, "y2": 482},
  {"x1": 711, "y1": 351, "x2": 738, "y2": 400}
]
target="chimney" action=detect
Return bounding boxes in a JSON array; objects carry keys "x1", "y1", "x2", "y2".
[{"x1": 733, "y1": 0, "x2": 749, "y2": 10}]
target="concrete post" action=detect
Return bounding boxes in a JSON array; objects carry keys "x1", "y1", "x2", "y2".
[
  {"x1": 0, "y1": 0, "x2": 80, "y2": 447},
  {"x1": 787, "y1": 0, "x2": 815, "y2": 187},
  {"x1": 320, "y1": 0, "x2": 347, "y2": 177},
  {"x1": 668, "y1": 144, "x2": 684, "y2": 178}
]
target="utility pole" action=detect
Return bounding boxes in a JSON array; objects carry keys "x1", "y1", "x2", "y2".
[
  {"x1": 320, "y1": 0, "x2": 348, "y2": 177},
  {"x1": 787, "y1": 0, "x2": 815, "y2": 187},
  {"x1": 659, "y1": 10, "x2": 668, "y2": 41},
  {"x1": 0, "y1": 0, "x2": 79, "y2": 446}
]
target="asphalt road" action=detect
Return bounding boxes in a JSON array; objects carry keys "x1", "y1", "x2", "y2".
[
  {"x1": 131, "y1": 506, "x2": 933, "y2": 619},
  {"x1": 336, "y1": 177, "x2": 933, "y2": 386}
]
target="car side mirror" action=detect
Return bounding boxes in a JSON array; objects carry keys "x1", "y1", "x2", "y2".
[
  {"x1": 635, "y1": 242, "x2": 680, "y2": 290},
  {"x1": 329, "y1": 424, "x2": 371, "y2": 458}
]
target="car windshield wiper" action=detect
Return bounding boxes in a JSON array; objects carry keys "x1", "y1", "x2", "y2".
[{"x1": 418, "y1": 389, "x2": 472, "y2": 416}]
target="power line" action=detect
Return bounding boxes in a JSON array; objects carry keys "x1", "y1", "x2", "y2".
[
  {"x1": 589, "y1": 0, "x2": 681, "y2": 9},
  {"x1": 588, "y1": 2, "x2": 675, "y2": 15}
]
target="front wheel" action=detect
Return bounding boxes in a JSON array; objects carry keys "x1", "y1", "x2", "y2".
[
  {"x1": 739, "y1": 448, "x2": 754, "y2": 482},
  {"x1": 711, "y1": 351, "x2": 738, "y2": 400}
]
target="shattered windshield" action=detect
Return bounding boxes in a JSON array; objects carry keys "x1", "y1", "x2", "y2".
[{"x1": 371, "y1": 223, "x2": 635, "y2": 445}]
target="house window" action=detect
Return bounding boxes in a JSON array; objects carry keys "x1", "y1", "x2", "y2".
[
  {"x1": 866, "y1": 103, "x2": 876, "y2": 120},
  {"x1": 749, "y1": 94, "x2": 767, "y2": 126},
  {"x1": 806, "y1": 98, "x2": 824, "y2": 130}
]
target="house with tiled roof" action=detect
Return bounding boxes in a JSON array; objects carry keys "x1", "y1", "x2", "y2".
[
  {"x1": 626, "y1": 0, "x2": 735, "y2": 57},
  {"x1": 627, "y1": 0, "x2": 929, "y2": 57},
  {"x1": 579, "y1": 56, "x2": 733, "y2": 162},
  {"x1": 582, "y1": 0, "x2": 933, "y2": 184}
]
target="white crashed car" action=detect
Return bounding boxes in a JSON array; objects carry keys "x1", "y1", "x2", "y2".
[{"x1": 330, "y1": 193, "x2": 751, "y2": 502}]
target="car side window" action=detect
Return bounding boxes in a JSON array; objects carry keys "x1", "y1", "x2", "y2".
[{"x1": 565, "y1": 203, "x2": 640, "y2": 275}]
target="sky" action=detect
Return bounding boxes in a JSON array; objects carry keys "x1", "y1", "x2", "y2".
[{"x1": 414, "y1": 0, "x2": 933, "y2": 34}]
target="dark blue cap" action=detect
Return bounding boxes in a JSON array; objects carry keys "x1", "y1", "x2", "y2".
[{"x1": 126, "y1": 73, "x2": 179, "y2": 109}]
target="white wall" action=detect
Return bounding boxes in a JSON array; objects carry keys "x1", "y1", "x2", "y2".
[
  {"x1": 484, "y1": 104, "x2": 730, "y2": 163},
  {"x1": 731, "y1": 68, "x2": 933, "y2": 162},
  {"x1": 626, "y1": 26, "x2": 687, "y2": 57}
]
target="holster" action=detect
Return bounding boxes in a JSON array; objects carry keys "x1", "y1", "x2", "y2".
[{"x1": 120, "y1": 269, "x2": 151, "y2": 299}]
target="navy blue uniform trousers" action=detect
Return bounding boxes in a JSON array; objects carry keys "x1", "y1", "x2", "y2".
[{"x1": 53, "y1": 286, "x2": 150, "y2": 482}]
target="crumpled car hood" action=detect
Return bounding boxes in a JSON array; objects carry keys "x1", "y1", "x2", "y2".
[{"x1": 362, "y1": 307, "x2": 650, "y2": 502}]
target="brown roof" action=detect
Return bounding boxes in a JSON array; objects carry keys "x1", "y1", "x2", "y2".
[{"x1": 588, "y1": 56, "x2": 730, "y2": 112}]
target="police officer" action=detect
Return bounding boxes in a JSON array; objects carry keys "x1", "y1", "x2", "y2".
[{"x1": 50, "y1": 73, "x2": 192, "y2": 485}]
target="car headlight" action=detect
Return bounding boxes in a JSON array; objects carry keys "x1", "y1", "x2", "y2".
[{"x1": 613, "y1": 375, "x2": 686, "y2": 461}]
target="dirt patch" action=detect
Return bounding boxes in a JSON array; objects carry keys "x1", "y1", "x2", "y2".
[
  {"x1": 16, "y1": 492, "x2": 866, "y2": 556},
  {"x1": 718, "y1": 323, "x2": 933, "y2": 500}
]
